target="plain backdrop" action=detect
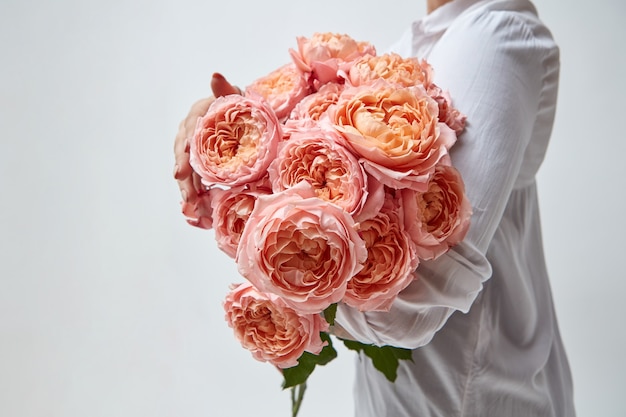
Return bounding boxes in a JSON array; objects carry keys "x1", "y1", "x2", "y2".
[{"x1": 1, "y1": 0, "x2": 625, "y2": 416}]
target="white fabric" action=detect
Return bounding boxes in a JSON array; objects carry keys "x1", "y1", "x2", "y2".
[{"x1": 334, "y1": 0, "x2": 576, "y2": 415}]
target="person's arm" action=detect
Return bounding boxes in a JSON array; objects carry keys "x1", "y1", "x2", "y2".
[{"x1": 335, "y1": 10, "x2": 559, "y2": 348}]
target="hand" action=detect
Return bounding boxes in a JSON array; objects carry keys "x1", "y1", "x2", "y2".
[{"x1": 173, "y1": 73, "x2": 240, "y2": 204}]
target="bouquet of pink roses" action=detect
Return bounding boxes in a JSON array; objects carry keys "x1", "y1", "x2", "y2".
[{"x1": 179, "y1": 32, "x2": 471, "y2": 416}]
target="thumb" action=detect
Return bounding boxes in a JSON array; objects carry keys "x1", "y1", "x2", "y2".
[{"x1": 211, "y1": 72, "x2": 241, "y2": 97}]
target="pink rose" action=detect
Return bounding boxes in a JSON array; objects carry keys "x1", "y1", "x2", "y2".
[
  {"x1": 189, "y1": 94, "x2": 281, "y2": 187},
  {"x1": 245, "y1": 63, "x2": 310, "y2": 122},
  {"x1": 426, "y1": 84, "x2": 467, "y2": 135},
  {"x1": 236, "y1": 184, "x2": 367, "y2": 314},
  {"x1": 401, "y1": 161, "x2": 472, "y2": 260},
  {"x1": 329, "y1": 80, "x2": 457, "y2": 191},
  {"x1": 211, "y1": 187, "x2": 269, "y2": 258},
  {"x1": 353, "y1": 173, "x2": 386, "y2": 224},
  {"x1": 181, "y1": 189, "x2": 213, "y2": 229},
  {"x1": 347, "y1": 53, "x2": 431, "y2": 88},
  {"x1": 224, "y1": 282, "x2": 329, "y2": 369},
  {"x1": 288, "y1": 83, "x2": 344, "y2": 123},
  {"x1": 289, "y1": 32, "x2": 376, "y2": 88},
  {"x1": 282, "y1": 83, "x2": 344, "y2": 139},
  {"x1": 347, "y1": 55, "x2": 466, "y2": 135},
  {"x1": 268, "y1": 126, "x2": 376, "y2": 218},
  {"x1": 343, "y1": 188, "x2": 419, "y2": 312}
]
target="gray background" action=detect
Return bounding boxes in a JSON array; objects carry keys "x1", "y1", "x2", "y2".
[{"x1": 1, "y1": 0, "x2": 624, "y2": 416}]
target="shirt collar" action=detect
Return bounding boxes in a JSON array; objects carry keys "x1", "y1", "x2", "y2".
[
  {"x1": 415, "y1": 0, "x2": 484, "y2": 36},
  {"x1": 416, "y1": 0, "x2": 538, "y2": 35}
]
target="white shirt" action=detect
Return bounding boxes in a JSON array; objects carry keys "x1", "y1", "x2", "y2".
[{"x1": 334, "y1": 0, "x2": 576, "y2": 415}]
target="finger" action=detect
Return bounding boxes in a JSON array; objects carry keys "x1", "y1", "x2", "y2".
[
  {"x1": 174, "y1": 99, "x2": 209, "y2": 158},
  {"x1": 177, "y1": 176, "x2": 196, "y2": 203},
  {"x1": 173, "y1": 120, "x2": 193, "y2": 179},
  {"x1": 178, "y1": 172, "x2": 205, "y2": 204},
  {"x1": 192, "y1": 171, "x2": 204, "y2": 193},
  {"x1": 174, "y1": 98, "x2": 213, "y2": 180},
  {"x1": 211, "y1": 72, "x2": 241, "y2": 97},
  {"x1": 183, "y1": 98, "x2": 213, "y2": 139}
]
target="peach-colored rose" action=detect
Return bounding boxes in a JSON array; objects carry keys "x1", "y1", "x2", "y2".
[
  {"x1": 282, "y1": 83, "x2": 344, "y2": 139},
  {"x1": 211, "y1": 187, "x2": 269, "y2": 258},
  {"x1": 181, "y1": 189, "x2": 213, "y2": 229},
  {"x1": 343, "y1": 188, "x2": 418, "y2": 311},
  {"x1": 288, "y1": 83, "x2": 344, "y2": 123},
  {"x1": 224, "y1": 282, "x2": 329, "y2": 369},
  {"x1": 416, "y1": 62, "x2": 466, "y2": 135},
  {"x1": 329, "y1": 80, "x2": 457, "y2": 191},
  {"x1": 347, "y1": 55, "x2": 466, "y2": 135},
  {"x1": 289, "y1": 32, "x2": 376, "y2": 87},
  {"x1": 347, "y1": 53, "x2": 431, "y2": 88},
  {"x1": 190, "y1": 94, "x2": 281, "y2": 187},
  {"x1": 267, "y1": 126, "x2": 377, "y2": 218},
  {"x1": 236, "y1": 184, "x2": 367, "y2": 314},
  {"x1": 401, "y1": 161, "x2": 471, "y2": 260},
  {"x1": 245, "y1": 63, "x2": 310, "y2": 122}
]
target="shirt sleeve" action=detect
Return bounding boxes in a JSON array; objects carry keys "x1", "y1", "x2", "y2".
[{"x1": 335, "y1": 10, "x2": 557, "y2": 348}]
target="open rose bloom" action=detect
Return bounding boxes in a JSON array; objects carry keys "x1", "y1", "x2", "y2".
[
  {"x1": 401, "y1": 160, "x2": 472, "y2": 260},
  {"x1": 245, "y1": 63, "x2": 310, "y2": 122},
  {"x1": 268, "y1": 126, "x2": 376, "y2": 218},
  {"x1": 288, "y1": 82, "x2": 344, "y2": 123},
  {"x1": 344, "y1": 189, "x2": 419, "y2": 312},
  {"x1": 179, "y1": 31, "x2": 470, "y2": 389},
  {"x1": 347, "y1": 52, "x2": 431, "y2": 89},
  {"x1": 347, "y1": 53, "x2": 466, "y2": 134},
  {"x1": 236, "y1": 184, "x2": 368, "y2": 314},
  {"x1": 189, "y1": 94, "x2": 281, "y2": 187},
  {"x1": 224, "y1": 282, "x2": 329, "y2": 369},
  {"x1": 210, "y1": 187, "x2": 270, "y2": 258},
  {"x1": 330, "y1": 80, "x2": 457, "y2": 191}
]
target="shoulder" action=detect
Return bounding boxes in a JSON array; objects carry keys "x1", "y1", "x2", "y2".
[
  {"x1": 428, "y1": 0, "x2": 559, "y2": 97},
  {"x1": 447, "y1": 0, "x2": 559, "y2": 60}
]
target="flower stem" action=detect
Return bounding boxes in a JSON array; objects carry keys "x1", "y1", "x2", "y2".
[{"x1": 291, "y1": 382, "x2": 307, "y2": 417}]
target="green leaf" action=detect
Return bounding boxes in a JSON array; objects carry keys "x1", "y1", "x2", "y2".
[
  {"x1": 323, "y1": 304, "x2": 337, "y2": 326},
  {"x1": 282, "y1": 332, "x2": 337, "y2": 389},
  {"x1": 342, "y1": 340, "x2": 413, "y2": 382},
  {"x1": 310, "y1": 333, "x2": 337, "y2": 366},
  {"x1": 282, "y1": 355, "x2": 315, "y2": 389}
]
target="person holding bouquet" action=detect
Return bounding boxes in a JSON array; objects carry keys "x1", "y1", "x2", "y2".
[{"x1": 173, "y1": 0, "x2": 576, "y2": 415}]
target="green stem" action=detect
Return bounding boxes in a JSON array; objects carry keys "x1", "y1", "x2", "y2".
[{"x1": 291, "y1": 382, "x2": 307, "y2": 417}]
